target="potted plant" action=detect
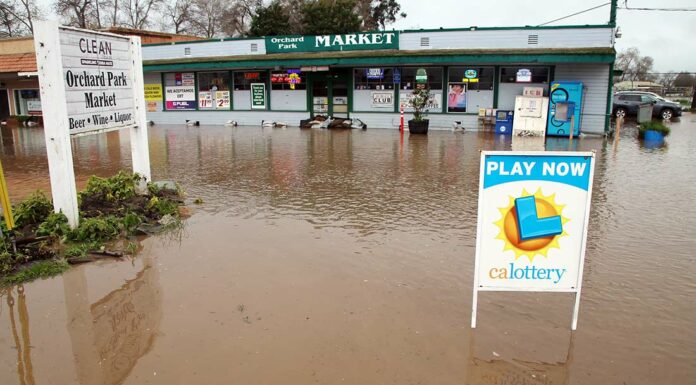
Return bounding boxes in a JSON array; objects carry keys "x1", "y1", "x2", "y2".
[
  {"x1": 408, "y1": 87, "x2": 431, "y2": 134},
  {"x1": 638, "y1": 121, "x2": 670, "y2": 142}
]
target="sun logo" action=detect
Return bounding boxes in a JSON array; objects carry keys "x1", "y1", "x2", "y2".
[{"x1": 494, "y1": 188, "x2": 569, "y2": 262}]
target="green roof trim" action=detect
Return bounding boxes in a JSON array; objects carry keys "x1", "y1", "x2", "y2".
[{"x1": 143, "y1": 48, "x2": 615, "y2": 72}]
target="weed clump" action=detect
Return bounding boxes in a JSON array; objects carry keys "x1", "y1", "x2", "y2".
[{"x1": 1, "y1": 172, "x2": 186, "y2": 286}]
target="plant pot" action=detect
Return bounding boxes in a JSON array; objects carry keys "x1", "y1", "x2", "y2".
[
  {"x1": 408, "y1": 119, "x2": 429, "y2": 134},
  {"x1": 642, "y1": 129, "x2": 664, "y2": 142}
]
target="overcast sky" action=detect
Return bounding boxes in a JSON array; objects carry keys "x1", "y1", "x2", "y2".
[{"x1": 391, "y1": 0, "x2": 696, "y2": 72}]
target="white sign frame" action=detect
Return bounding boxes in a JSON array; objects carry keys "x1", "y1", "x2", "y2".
[
  {"x1": 34, "y1": 21, "x2": 151, "y2": 228},
  {"x1": 471, "y1": 151, "x2": 595, "y2": 330}
]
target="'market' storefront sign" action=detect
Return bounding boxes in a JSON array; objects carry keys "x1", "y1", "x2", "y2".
[{"x1": 266, "y1": 32, "x2": 399, "y2": 53}]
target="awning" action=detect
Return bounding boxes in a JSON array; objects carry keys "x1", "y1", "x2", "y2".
[{"x1": 143, "y1": 47, "x2": 616, "y2": 72}]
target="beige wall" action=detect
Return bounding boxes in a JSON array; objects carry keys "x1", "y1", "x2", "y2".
[{"x1": 0, "y1": 37, "x2": 35, "y2": 54}]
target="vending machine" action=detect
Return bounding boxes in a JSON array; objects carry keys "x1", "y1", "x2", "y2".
[
  {"x1": 512, "y1": 95, "x2": 549, "y2": 137},
  {"x1": 547, "y1": 81, "x2": 583, "y2": 137},
  {"x1": 495, "y1": 110, "x2": 513, "y2": 135}
]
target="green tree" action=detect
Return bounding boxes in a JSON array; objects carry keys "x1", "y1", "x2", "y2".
[
  {"x1": 300, "y1": 0, "x2": 361, "y2": 35},
  {"x1": 370, "y1": 0, "x2": 404, "y2": 30},
  {"x1": 673, "y1": 72, "x2": 696, "y2": 88},
  {"x1": 248, "y1": 0, "x2": 290, "y2": 36}
]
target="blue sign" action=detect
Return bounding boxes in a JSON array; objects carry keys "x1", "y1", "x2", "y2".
[
  {"x1": 464, "y1": 69, "x2": 478, "y2": 79},
  {"x1": 365, "y1": 68, "x2": 384, "y2": 80},
  {"x1": 393, "y1": 68, "x2": 401, "y2": 83},
  {"x1": 483, "y1": 154, "x2": 592, "y2": 191}
]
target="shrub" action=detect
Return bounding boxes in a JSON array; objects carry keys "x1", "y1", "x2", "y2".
[
  {"x1": 36, "y1": 212, "x2": 71, "y2": 238},
  {"x1": 147, "y1": 196, "x2": 178, "y2": 217},
  {"x1": 408, "y1": 87, "x2": 432, "y2": 122},
  {"x1": 80, "y1": 171, "x2": 142, "y2": 203},
  {"x1": 69, "y1": 216, "x2": 120, "y2": 242},
  {"x1": 14, "y1": 191, "x2": 53, "y2": 228},
  {"x1": 639, "y1": 121, "x2": 671, "y2": 138}
]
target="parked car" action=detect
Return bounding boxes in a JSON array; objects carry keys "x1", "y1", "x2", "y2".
[{"x1": 613, "y1": 91, "x2": 683, "y2": 120}]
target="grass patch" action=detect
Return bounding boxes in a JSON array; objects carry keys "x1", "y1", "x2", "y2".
[
  {"x1": 1, "y1": 259, "x2": 70, "y2": 286},
  {"x1": 1, "y1": 171, "x2": 187, "y2": 285},
  {"x1": 14, "y1": 191, "x2": 53, "y2": 228},
  {"x1": 639, "y1": 121, "x2": 671, "y2": 138}
]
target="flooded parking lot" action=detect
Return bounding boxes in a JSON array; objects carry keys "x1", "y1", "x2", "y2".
[{"x1": 1, "y1": 117, "x2": 695, "y2": 385}]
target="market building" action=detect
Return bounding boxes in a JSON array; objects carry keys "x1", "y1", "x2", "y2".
[{"x1": 142, "y1": 23, "x2": 617, "y2": 134}]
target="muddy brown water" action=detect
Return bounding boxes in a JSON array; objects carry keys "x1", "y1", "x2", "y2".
[{"x1": 1, "y1": 117, "x2": 695, "y2": 385}]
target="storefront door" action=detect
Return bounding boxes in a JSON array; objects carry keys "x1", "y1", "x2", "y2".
[{"x1": 309, "y1": 70, "x2": 350, "y2": 118}]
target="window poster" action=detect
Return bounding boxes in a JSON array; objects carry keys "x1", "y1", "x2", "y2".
[{"x1": 447, "y1": 82, "x2": 467, "y2": 113}]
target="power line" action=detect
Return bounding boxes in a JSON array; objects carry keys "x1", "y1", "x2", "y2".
[{"x1": 537, "y1": 2, "x2": 611, "y2": 26}]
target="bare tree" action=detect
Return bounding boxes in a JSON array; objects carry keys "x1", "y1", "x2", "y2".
[
  {"x1": 220, "y1": 0, "x2": 260, "y2": 37},
  {"x1": 190, "y1": 0, "x2": 229, "y2": 38},
  {"x1": 161, "y1": 0, "x2": 193, "y2": 34},
  {"x1": 658, "y1": 72, "x2": 678, "y2": 90},
  {"x1": 0, "y1": 0, "x2": 41, "y2": 35},
  {"x1": 100, "y1": 0, "x2": 118, "y2": 26},
  {"x1": 0, "y1": 1, "x2": 26, "y2": 36},
  {"x1": 616, "y1": 47, "x2": 656, "y2": 82},
  {"x1": 121, "y1": 0, "x2": 159, "y2": 29},
  {"x1": 55, "y1": 0, "x2": 94, "y2": 28}
]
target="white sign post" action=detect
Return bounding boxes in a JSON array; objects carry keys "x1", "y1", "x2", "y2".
[
  {"x1": 34, "y1": 21, "x2": 151, "y2": 228},
  {"x1": 471, "y1": 151, "x2": 595, "y2": 330}
]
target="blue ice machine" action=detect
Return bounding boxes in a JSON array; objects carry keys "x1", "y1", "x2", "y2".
[
  {"x1": 547, "y1": 81, "x2": 583, "y2": 137},
  {"x1": 495, "y1": 110, "x2": 513, "y2": 135}
]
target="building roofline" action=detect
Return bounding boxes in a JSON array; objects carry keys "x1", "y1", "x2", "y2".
[{"x1": 142, "y1": 23, "x2": 614, "y2": 47}]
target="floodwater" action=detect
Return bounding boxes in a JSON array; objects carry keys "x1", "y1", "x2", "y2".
[{"x1": 1, "y1": 117, "x2": 695, "y2": 385}]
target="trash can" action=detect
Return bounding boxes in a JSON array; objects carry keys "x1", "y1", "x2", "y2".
[{"x1": 637, "y1": 103, "x2": 653, "y2": 123}]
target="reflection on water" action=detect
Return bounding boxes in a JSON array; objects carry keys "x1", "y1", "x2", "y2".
[
  {"x1": 0, "y1": 116, "x2": 695, "y2": 385},
  {"x1": 64, "y1": 256, "x2": 162, "y2": 385},
  {"x1": 3, "y1": 286, "x2": 35, "y2": 385},
  {"x1": 467, "y1": 332, "x2": 575, "y2": 385}
]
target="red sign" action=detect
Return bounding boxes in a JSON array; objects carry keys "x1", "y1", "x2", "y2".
[{"x1": 244, "y1": 72, "x2": 261, "y2": 80}]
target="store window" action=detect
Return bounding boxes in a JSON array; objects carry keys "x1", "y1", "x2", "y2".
[
  {"x1": 354, "y1": 68, "x2": 395, "y2": 90},
  {"x1": 164, "y1": 72, "x2": 196, "y2": 110},
  {"x1": 352, "y1": 67, "x2": 396, "y2": 112},
  {"x1": 500, "y1": 67, "x2": 550, "y2": 84},
  {"x1": 497, "y1": 66, "x2": 551, "y2": 110},
  {"x1": 14, "y1": 89, "x2": 42, "y2": 115},
  {"x1": 400, "y1": 67, "x2": 443, "y2": 91},
  {"x1": 270, "y1": 69, "x2": 306, "y2": 90},
  {"x1": 446, "y1": 67, "x2": 495, "y2": 113},
  {"x1": 270, "y1": 69, "x2": 307, "y2": 111},
  {"x1": 197, "y1": 72, "x2": 231, "y2": 110},
  {"x1": 233, "y1": 71, "x2": 268, "y2": 90},
  {"x1": 233, "y1": 71, "x2": 268, "y2": 110},
  {"x1": 400, "y1": 67, "x2": 443, "y2": 114}
]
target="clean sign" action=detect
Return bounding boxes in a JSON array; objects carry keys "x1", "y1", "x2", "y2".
[{"x1": 471, "y1": 151, "x2": 595, "y2": 330}]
